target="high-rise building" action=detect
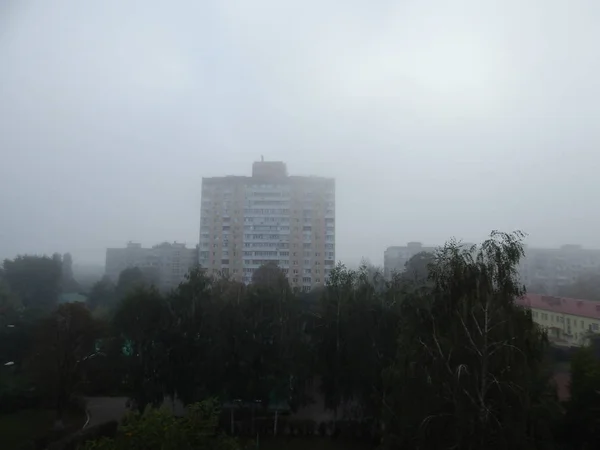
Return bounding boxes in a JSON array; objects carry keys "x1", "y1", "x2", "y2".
[
  {"x1": 198, "y1": 160, "x2": 335, "y2": 291},
  {"x1": 105, "y1": 242, "x2": 197, "y2": 292}
]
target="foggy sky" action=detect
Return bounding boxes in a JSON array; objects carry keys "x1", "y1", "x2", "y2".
[{"x1": 1, "y1": 0, "x2": 600, "y2": 266}]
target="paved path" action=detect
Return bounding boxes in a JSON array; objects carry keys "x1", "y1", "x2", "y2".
[{"x1": 84, "y1": 397, "x2": 128, "y2": 428}]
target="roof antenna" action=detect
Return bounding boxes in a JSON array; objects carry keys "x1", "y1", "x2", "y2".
[{"x1": 261, "y1": 155, "x2": 264, "y2": 162}]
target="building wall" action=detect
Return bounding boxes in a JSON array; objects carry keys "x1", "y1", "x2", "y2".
[
  {"x1": 105, "y1": 242, "x2": 197, "y2": 292},
  {"x1": 530, "y1": 308, "x2": 600, "y2": 347},
  {"x1": 517, "y1": 293, "x2": 600, "y2": 347},
  {"x1": 198, "y1": 161, "x2": 335, "y2": 291}
]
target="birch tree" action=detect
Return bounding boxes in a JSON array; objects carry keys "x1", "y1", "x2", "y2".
[{"x1": 383, "y1": 231, "x2": 557, "y2": 450}]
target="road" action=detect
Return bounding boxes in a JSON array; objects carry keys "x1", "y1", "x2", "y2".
[{"x1": 84, "y1": 397, "x2": 128, "y2": 428}]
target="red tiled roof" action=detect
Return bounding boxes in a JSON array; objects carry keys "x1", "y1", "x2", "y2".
[{"x1": 516, "y1": 293, "x2": 600, "y2": 320}]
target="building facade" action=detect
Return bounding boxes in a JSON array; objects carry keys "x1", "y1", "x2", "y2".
[
  {"x1": 516, "y1": 293, "x2": 600, "y2": 347},
  {"x1": 105, "y1": 242, "x2": 197, "y2": 292},
  {"x1": 383, "y1": 242, "x2": 436, "y2": 279},
  {"x1": 198, "y1": 160, "x2": 335, "y2": 291},
  {"x1": 519, "y1": 245, "x2": 600, "y2": 295}
]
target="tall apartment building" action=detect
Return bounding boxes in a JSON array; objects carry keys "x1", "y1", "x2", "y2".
[
  {"x1": 105, "y1": 242, "x2": 197, "y2": 292},
  {"x1": 198, "y1": 160, "x2": 335, "y2": 291},
  {"x1": 519, "y1": 245, "x2": 600, "y2": 295}
]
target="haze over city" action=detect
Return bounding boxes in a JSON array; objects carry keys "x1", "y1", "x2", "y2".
[{"x1": 2, "y1": 0, "x2": 600, "y2": 266}]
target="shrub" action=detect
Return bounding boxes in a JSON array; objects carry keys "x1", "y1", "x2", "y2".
[{"x1": 78, "y1": 399, "x2": 239, "y2": 450}]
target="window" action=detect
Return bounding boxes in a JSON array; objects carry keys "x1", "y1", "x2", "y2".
[{"x1": 594, "y1": 323, "x2": 599, "y2": 331}]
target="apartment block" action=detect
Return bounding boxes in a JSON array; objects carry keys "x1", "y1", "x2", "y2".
[
  {"x1": 198, "y1": 160, "x2": 335, "y2": 291},
  {"x1": 105, "y1": 242, "x2": 197, "y2": 292},
  {"x1": 519, "y1": 245, "x2": 600, "y2": 295},
  {"x1": 516, "y1": 293, "x2": 600, "y2": 347}
]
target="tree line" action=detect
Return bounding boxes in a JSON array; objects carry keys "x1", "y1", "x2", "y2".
[{"x1": 2, "y1": 231, "x2": 600, "y2": 449}]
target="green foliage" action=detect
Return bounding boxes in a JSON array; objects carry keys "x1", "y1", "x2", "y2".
[
  {"x1": 382, "y1": 231, "x2": 557, "y2": 450},
  {"x1": 26, "y1": 302, "x2": 101, "y2": 420},
  {"x1": 115, "y1": 267, "x2": 157, "y2": 301},
  {"x1": 313, "y1": 262, "x2": 399, "y2": 418},
  {"x1": 563, "y1": 345, "x2": 600, "y2": 449},
  {"x1": 2, "y1": 232, "x2": 577, "y2": 449},
  {"x1": 79, "y1": 399, "x2": 239, "y2": 450},
  {"x1": 402, "y1": 250, "x2": 435, "y2": 286},
  {"x1": 112, "y1": 287, "x2": 170, "y2": 411},
  {"x1": 3, "y1": 255, "x2": 62, "y2": 311},
  {"x1": 87, "y1": 276, "x2": 116, "y2": 311}
]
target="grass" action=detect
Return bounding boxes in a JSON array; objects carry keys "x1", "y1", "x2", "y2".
[{"x1": 0, "y1": 408, "x2": 55, "y2": 450}]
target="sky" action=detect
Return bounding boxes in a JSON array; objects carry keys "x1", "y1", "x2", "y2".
[{"x1": 1, "y1": 0, "x2": 600, "y2": 266}]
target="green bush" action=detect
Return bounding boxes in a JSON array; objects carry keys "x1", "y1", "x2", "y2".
[{"x1": 78, "y1": 399, "x2": 239, "y2": 450}]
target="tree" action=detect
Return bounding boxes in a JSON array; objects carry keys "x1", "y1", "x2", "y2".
[
  {"x1": 88, "y1": 276, "x2": 116, "y2": 311},
  {"x1": 115, "y1": 267, "x2": 158, "y2": 301},
  {"x1": 61, "y1": 252, "x2": 81, "y2": 293},
  {"x1": 401, "y1": 251, "x2": 435, "y2": 286},
  {"x1": 113, "y1": 287, "x2": 170, "y2": 411},
  {"x1": 2, "y1": 255, "x2": 62, "y2": 312},
  {"x1": 27, "y1": 302, "x2": 100, "y2": 425},
  {"x1": 313, "y1": 263, "x2": 399, "y2": 422},
  {"x1": 381, "y1": 231, "x2": 557, "y2": 450},
  {"x1": 563, "y1": 345, "x2": 600, "y2": 449}
]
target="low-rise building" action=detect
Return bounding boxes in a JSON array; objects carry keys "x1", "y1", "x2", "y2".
[
  {"x1": 105, "y1": 242, "x2": 197, "y2": 292},
  {"x1": 516, "y1": 293, "x2": 600, "y2": 347}
]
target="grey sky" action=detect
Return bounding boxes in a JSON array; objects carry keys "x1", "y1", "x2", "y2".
[{"x1": 1, "y1": 0, "x2": 600, "y2": 266}]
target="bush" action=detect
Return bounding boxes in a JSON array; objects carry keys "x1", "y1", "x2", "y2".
[
  {"x1": 46, "y1": 421, "x2": 118, "y2": 450},
  {"x1": 78, "y1": 399, "x2": 239, "y2": 450}
]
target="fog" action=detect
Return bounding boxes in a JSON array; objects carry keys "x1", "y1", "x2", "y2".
[{"x1": 1, "y1": 0, "x2": 600, "y2": 266}]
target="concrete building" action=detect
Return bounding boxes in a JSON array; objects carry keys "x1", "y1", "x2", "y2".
[
  {"x1": 105, "y1": 242, "x2": 197, "y2": 292},
  {"x1": 519, "y1": 245, "x2": 600, "y2": 295},
  {"x1": 516, "y1": 293, "x2": 600, "y2": 347},
  {"x1": 384, "y1": 242, "x2": 436, "y2": 279},
  {"x1": 198, "y1": 160, "x2": 335, "y2": 291}
]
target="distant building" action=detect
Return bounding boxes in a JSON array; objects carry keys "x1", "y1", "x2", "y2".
[
  {"x1": 519, "y1": 245, "x2": 600, "y2": 295},
  {"x1": 516, "y1": 293, "x2": 600, "y2": 347},
  {"x1": 199, "y1": 160, "x2": 335, "y2": 291},
  {"x1": 105, "y1": 242, "x2": 197, "y2": 292},
  {"x1": 383, "y1": 242, "x2": 436, "y2": 279}
]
